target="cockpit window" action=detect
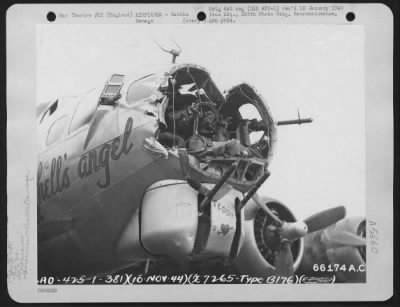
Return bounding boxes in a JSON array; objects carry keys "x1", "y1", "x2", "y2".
[
  {"x1": 47, "y1": 116, "x2": 68, "y2": 146},
  {"x1": 109, "y1": 74, "x2": 124, "y2": 83},
  {"x1": 69, "y1": 87, "x2": 101, "y2": 133},
  {"x1": 126, "y1": 75, "x2": 160, "y2": 104},
  {"x1": 104, "y1": 84, "x2": 121, "y2": 95}
]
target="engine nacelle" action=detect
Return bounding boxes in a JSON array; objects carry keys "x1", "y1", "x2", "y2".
[
  {"x1": 234, "y1": 196, "x2": 304, "y2": 277},
  {"x1": 141, "y1": 179, "x2": 199, "y2": 257},
  {"x1": 116, "y1": 179, "x2": 243, "y2": 262}
]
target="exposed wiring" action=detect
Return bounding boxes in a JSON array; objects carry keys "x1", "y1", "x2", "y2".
[
  {"x1": 171, "y1": 77, "x2": 176, "y2": 146},
  {"x1": 186, "y1": 69, "x2": 204, "y2": 136},
  {"x1": 187, "y1": 69, "x2": 202, "y2": 104}
]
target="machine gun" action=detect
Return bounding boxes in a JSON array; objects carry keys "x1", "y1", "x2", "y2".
[{"x1": 276, "y1": 109, "x2": 313, "y2": 126}]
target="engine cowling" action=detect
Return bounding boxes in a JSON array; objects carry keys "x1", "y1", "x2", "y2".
[
  {"x1": 324, "y1": 217, "x2": 366, "y2": 282},
  {"x1": 234, "y1": 196, "x2": 304, "y2": 277}
]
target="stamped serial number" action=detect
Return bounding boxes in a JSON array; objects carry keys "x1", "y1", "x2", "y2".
[{"x1": 313, "y1": 263, "x2": 365, "y2": 272}]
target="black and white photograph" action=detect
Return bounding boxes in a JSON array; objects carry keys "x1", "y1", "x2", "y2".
[
  {"x1": 35, "y1": 22, "x2": 367, "y2": 284},
  {"x1": 6, "y1": 3, "x2": 393, "y2": 303}
]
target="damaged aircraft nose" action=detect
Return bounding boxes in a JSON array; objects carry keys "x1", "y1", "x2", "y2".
[{"x1": 154, "y1": 64, "x2": 276, "y2": 187}]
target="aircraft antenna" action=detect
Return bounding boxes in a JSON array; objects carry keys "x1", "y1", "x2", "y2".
[
  {"x1": 172, "y1": 78, "x2": 176, "y2": 144},
  {"x1": 154, "y1": 40, "x2": 182, "y2": 63}
]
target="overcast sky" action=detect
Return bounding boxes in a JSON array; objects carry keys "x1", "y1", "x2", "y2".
[{"x1": 37, "y1": 24, "x2": 365, "y2": 219}]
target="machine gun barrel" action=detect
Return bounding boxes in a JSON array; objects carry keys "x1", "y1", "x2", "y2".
[{"x1": 276, "y1": 117, "x2": 313, "y2": 126}]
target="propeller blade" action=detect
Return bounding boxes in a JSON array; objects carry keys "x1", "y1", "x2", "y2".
[
  {"x1": 274, "y1": 241, "x2": 294, "y2": 277},
  {"x1": 327, "y1": 230, "x2": 366, "y2": 247},
  {"x1": 252, "y1": 194, "x2": 283, "y2": 227},
  {"x1": 303, "y1": 206, "x2": 346, "y2": 233}
]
